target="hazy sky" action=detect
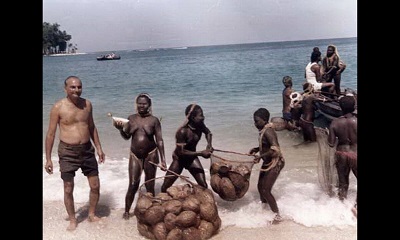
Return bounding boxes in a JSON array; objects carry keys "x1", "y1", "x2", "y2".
[{"x1": 43, "y1": 0, "x2": 357, "y2": 53}]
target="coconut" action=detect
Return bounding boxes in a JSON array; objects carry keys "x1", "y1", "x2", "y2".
[
  {"x1": 194, "y1": 186, "x2": 215, "y2": 204},
  {"x1": 166, "y1": 186, "x2": 181, "y2": 199},
  {"x1": 137, "y1": 221, "x2": 156, "y2": 240},
  {"x1": 156, "y1": 192, "x2": 173, "y2": 201},
  {"x1": 163, "y1": 212, "x2": 177, "y2": 231},
  {"x1": 181, "y1": 195, "x2": 200, "y2": 213},
  {"x1": 219, "y1": 177, "x2": 237, "y2": 201},
  {"x1": 175, "y1": 210, "x2": 198, "y2": 228},
  {"x1": 166, "y1": 228, "x2": 183, "y2": 240},
  {"x1": 210, "y1": 162, "x2": 223, "y2": 175},
  {"x1": 212, "y1": 216, "x2": 222, "y2": 234},
  {"x1": 144, "y1": 205, "x2": 166, "y2": 226},
  {"x1": 228, "y1": 171, "x2": 247, "y2": 190},
  {"x1": 236, "y1": 180, "x2": 250, "y2": 198},
  {"x1": 199, "y1": 202, "x2": 217, "y2": 222},
  {"x1": 182, "y1": 227, "x2": 202, "y2": 240},
  {"x1": 233, "y1": 164, "x2": 252, "y2": 180},
  {"x1": 198, "y1": 220, "x2": 214, "y2": 240},
  {"x1": 217, "y1": 165, "x2": 231, "y2": 175},
  {"x1": 162, "y1": 199, "x2": 182, "y2": 215},
  {"x1": 210, "y1": 174, "x2": 222, "y2": 193},
  {"x1": 136, "y1": 195, "x2": 154, "y2": 214},
  {"x1": 152, "y1": 222, "x2": 167, "y2": 240}
]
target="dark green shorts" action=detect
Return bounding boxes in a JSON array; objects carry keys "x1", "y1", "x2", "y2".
[{"x1": 58, "y1": 140, "x2": 98, "y2": 181}]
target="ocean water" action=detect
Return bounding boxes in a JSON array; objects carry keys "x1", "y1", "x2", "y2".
[{"x1": 43, "y1": 38, "x2": 357, "y2": 231}]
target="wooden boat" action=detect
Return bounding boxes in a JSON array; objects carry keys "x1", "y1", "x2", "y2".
[
  {"x1": 97, "y1": 53, "x2": 121, "y2": 61},
  {"x1": 314, "y1": 88, "x2": 357, "y2": 122}
]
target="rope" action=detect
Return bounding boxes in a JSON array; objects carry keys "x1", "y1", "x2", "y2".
[
  {"x1": 213, "y1": 148, "x2": 255, "y2": 157},
  {"x1": 148, "y1": 161, "x2": 195, "y2": 185},
  {"x1": 211, "y1": 152, "x2": 255, "y2": 164}
]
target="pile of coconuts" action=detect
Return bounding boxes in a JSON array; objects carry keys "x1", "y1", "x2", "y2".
[
  {"x1": 209, "y1": 155, "x2": 253, "y2": 201},
  {"x1": 134, "y1": 179, "x2": 221, "y2": 240}
]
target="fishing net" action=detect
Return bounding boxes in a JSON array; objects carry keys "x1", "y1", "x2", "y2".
[
  {"x1": 135, "y1": 175, "x2": 221, "y2": 240},
  {"x1": 315, "y1": 127, "x2": 338, "y2": 197},
  {"x1": 209, "y1": 149, "x2": 255, "y2": 201}
]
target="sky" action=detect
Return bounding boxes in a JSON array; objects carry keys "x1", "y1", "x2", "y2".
[{"x1": 43, "y1": 0, "x2": 357, "y2": 53}]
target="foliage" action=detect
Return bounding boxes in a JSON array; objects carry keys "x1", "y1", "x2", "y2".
[{"x1": 43, "y1": 22, "x2": 76, "y2": 55}]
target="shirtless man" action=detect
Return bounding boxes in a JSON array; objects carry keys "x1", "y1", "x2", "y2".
[
  {"x1": 45, "y1": 76, "x2": 106, "y2": 231},
  {"x1": 114, "y1": 93, "x2": 167, "y2": 219},
  {"x1": 161, "y1": 104, "x2": 213, "y2": 191},
  {"x1": 327, "y1": 96, "x2": 357, "y2": 215},
  {"x1": 321, "y1": 45, "x2": 346, "y2": 96},
  {"x1": 298, "y1": 82, "x2": 328, "y2": 142},
  {"x1": 249, "y1": 108, "x2": 285, "y2": 224},
  {"x1": 281, "y1": 76, "x2": 299, "y2": 131}
]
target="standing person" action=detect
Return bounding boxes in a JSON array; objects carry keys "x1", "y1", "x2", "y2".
[
  {"x1": 281, "y1": 76, "x2": 299, "y2": 131},
  {"x1": 249, "y1": 108, "x2": 285, "y2": 224},
  {"x1": 161, "y1": 104, "x2": 213, "y2": 191},
  {"x1": 321, "y1": 44, "x2": 346, "y2": 96},
  {"x1": 45, "y1": 75, "x2": 106, "y2": 231},
  {"x1": 327, "y1": 96, "x2": 357, "y2": 215},
  {"x1": 298, "y1": 83, "x2": 329, "y2": 142},
  {"x1": 113, "y1": 93, "x2": 167, "y2": 220},
  {"x1": 305, "y1": 49, "x2": 335, "y2": 94}
]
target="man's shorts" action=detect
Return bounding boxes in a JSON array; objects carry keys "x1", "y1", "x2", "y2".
[{"x1": 58, "y1": 140, "x2": 99, "y2": 181}]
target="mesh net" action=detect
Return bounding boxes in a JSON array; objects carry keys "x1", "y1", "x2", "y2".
[
  {"x1": 209, "y1": 150, "x2": 255, "y2": 201},
  {"x1": 315, "y1": 127, "x2": 338, "y2": 197}
]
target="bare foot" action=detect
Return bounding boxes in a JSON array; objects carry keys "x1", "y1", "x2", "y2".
[
  {"x1": 123, "y1": 212, "x2": 130, "y2": 220},
  {"x1": 272, "y1": 214, "x2": 283, "y2": 225},
  {"x1": 351, "y1": 207, "x2": 357, "y2": 218},
  {"x1": 88, "y1": 215, "x2": 102, "y2": 222},
  {"x1": 66, "y1": 219, "x2": 77, "y2": 231}
]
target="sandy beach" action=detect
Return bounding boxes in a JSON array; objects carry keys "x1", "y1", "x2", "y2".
[{"x1": 43, "y1": 200, "x2": 357, "y2": 240}]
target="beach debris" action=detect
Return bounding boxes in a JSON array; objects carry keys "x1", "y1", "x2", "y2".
[{"x1": 134, "y1": 177, "x2": 221, "y2": 240}]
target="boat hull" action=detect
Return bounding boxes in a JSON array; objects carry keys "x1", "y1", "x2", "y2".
[{"x1": 97, "y1": 55, "x2": 121, "y2": 61}]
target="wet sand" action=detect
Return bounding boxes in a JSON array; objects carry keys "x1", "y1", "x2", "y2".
[{"x1": 43, "y1": 201, "x2": 357, "y2": 240}]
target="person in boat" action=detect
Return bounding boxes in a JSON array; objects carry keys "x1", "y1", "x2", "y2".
[
  {"x1": 298, "y1": 82, "x2": 329, "y2": 142},
  {"x1": 281, "y1": 76, "x2": 300, "y2": 131},
  {"x1": 113, "y1": 93, "x2": 167, "y2": 220},
  {"x1": 321, "y1": 45, "x2": 346, "y2": 96},
  {"x1": 249, "y1": 107, "x2": 285, "y2": 224},
  {"x1": 161, "y1": 104, "x2": 213, "y2": 191},
  {"x1": 305, "y1": 49, "x2": 335, "y2": 95},
  {"x1": 327, "y1": 95, "x2": 357, "y2": 214}
]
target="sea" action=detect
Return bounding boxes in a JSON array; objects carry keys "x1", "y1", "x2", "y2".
[{"x1": 43, "y1": 37, "x2": 357, "y2": 237}]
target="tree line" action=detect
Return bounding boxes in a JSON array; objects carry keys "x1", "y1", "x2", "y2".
[{"x1": 43, "y1": 22, "x2": 78, "y2": 55}]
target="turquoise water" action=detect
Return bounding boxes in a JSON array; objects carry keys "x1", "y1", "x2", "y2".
[
  {"x1": 43, "y1": 37, "x2": 357, "y2": 158},
  {"x1": 43, "y1": 37, "x2": 357, "y2": 229}
]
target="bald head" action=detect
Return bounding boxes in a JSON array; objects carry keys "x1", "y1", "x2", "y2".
[{"x1": 64, "y1": 76, "x2": 81, "y2": 86}]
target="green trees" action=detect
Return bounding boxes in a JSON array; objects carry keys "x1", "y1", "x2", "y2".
[{"x1": 43, "y1": 22, "x2": 77, "y2": 55}]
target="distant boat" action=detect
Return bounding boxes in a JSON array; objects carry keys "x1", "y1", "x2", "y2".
[{"x1": 97, "y1": 53, "x2": 121, "y2": 61}]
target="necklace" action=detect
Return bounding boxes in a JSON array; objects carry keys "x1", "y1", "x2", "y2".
[{"x1": 188, "y1": 124, "x2": 196, "y2": 131}]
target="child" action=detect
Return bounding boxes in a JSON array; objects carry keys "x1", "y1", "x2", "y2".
[{"x1": 249, "y1": 108, "x2": 285, "y2": 224}]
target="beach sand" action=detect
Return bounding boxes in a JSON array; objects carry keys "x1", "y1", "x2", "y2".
[{"x1": 43, "y1": 200, "x2": 357, "y2": 240}]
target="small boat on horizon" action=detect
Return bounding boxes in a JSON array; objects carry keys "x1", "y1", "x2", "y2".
[{"x1": 97, "y1": 53, "x2": 121, "y2": 61}]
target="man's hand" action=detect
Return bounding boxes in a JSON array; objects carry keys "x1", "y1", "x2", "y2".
[{"x1": 45, "y1": 161, "x2": 53, "y2": 174}]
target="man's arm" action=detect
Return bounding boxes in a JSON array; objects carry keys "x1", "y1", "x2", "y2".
[
  {"x1": 45, "y1": 103, "x2": 60, "y2": 174},
  {"x1": 87, "y1": 101, "x2": 105, "y2": 163},
  {"x1": 327, "y1": 122, "x2": 337, "y2": 148}
]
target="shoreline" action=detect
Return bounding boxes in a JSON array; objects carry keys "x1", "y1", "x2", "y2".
[
  {"x1": 43, "y1": 200, "x2": 357, "y2": 240},
  {"x1": 43, "y1": 53, "x2": 87, "y2": 57}
]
